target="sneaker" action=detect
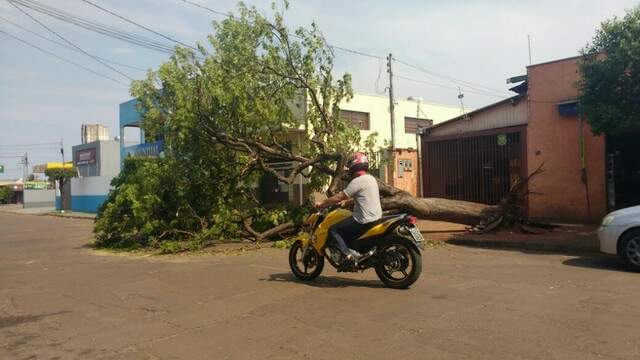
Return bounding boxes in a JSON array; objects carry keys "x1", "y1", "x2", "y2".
[{"x1": 344, "y1": 249, "x2": 362, "y2": 263}]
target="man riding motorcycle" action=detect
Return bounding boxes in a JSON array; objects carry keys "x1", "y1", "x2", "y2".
[{"x1": 315, "y1": 152, "x2": 382, "y2": 265}]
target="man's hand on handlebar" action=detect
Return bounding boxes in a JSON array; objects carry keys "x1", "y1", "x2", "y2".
[{"x1": 314, "y1": 191, "x2": 348, "y2": 211}]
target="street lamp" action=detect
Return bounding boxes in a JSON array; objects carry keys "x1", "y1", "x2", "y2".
[
  {"x1": 407, "y1": 96, "x2": 424, "y2": 197},
  {"x1": 406, "y1": 96, "x2": 422, "y2": 119}
]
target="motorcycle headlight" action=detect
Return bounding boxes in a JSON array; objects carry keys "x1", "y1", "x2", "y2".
[{"x1": 601, "y1": 215, "x2": 615, "y2": 226}]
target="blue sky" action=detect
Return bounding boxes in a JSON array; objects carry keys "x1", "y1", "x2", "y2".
[{"x1": 0, "y1": 0, "x2": 637, "y2": 179}]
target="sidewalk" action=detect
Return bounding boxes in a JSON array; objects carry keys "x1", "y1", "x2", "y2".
[
  {"x1": 447, "y1": 225, "x2": 599, "y2": 253},
  {"x1": 417, "y1": 219, "x2": 598, "y2": 253},
  {"x1": 46, "y1": 211, "x2": 96, "y2": 220},
  {"x1": 0, "y1": 204, "x2": 54, "y2": 215},
  {"x1": 0, "y1": 204, "x2": 96, "y2": 219}
]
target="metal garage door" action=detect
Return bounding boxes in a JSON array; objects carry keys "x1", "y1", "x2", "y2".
[{"x1": 423, "y1": 129, "x2": 524, "y2": 205}]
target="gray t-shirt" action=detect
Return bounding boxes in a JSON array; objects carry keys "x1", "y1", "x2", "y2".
[{"x1": 343, "y1": 174, "x2": 382, "y2": 224}]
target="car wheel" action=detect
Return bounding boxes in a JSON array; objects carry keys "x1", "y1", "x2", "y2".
[{"x1": 620, "y1": 229, "x2": 640, "y2": 272}]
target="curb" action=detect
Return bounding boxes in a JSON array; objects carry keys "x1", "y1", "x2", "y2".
[
  {"x1": 46, "y1": 213, "x2": 96, "y2": 220},
  {"x1": 0, "y1": 209, "x2": 96, "y2": 220},
  {"x1": 447, "y1": 236, "x2": 599, "y2": 254}
]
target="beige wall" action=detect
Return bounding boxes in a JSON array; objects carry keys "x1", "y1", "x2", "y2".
[
  {"x1": 339, "y1": 92, "x2": 463, "y2": 150},
  {"x1": 526, "y1": 57, "x2": 607, "y2": 223}
]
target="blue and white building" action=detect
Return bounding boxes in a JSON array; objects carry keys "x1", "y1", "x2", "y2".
[
  {"x1": 119, "y1": 98, "x2": 164, "y2": 165},
  {"x1": 56, "y1": 139, "x2": 121, "y2": 213}
]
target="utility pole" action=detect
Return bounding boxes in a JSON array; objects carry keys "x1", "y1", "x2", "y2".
[
  {"x1": 60, "y1": 139, "x2": 65, "y2": 165},
  {"x1": 386, "y1": 53, "x2": 396, "y2": 186},
  {"x1": 527, "y1": 35, "x2": 532, "y2": 65},
  {"x1": 23, "y1": 152, "x2": 28, "y2": 179},
  {"x1": 387, "y1": 53, "x2": 396, "y2": 150}
]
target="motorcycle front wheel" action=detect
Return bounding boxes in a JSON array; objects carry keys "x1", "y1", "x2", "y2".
[
  {"x1": 374, "y1": 236, "x2": 422, "y2": 289},
  {"x1": 289, "y1": 241, "x2": 324, "y2": 281}
]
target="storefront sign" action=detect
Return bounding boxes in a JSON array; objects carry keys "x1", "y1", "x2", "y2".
[
  {"x1": 24, "y1": 181, "x2": 49, "y2": 190},
  {"x1": 497, "y1": 134, "x2": 507, "y2": 146},
  {"x1": 76, "y1": 148, "x2": 97, "y2": 165},
  {"x1": 124, "y1": 140, "x2": 164, "y2": 158}
]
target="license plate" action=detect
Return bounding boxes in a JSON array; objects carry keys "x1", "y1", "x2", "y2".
[{"x1": 408, "y1": 226, "x2": 424, "y2": 245}]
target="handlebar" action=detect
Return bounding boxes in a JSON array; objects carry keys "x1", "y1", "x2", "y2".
[{"x1": 317, "y1": 203, "x2": 341, "y2": 214}]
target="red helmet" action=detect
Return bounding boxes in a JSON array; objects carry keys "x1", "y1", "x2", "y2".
[{"x1": 348, "y1": 152, "x2": 369, "y2": 171}]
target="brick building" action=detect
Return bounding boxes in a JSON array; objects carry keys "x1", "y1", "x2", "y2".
[{"x1": 420, "y1": 55, "x2": 639, "y2": 223}]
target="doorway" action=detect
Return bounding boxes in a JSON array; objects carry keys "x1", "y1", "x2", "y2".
[{"x1": 607, "y1": 132, "x2": 640, "y2": 210}]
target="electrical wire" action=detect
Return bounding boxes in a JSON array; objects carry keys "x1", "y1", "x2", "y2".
[
  {"x1": 179, "y1": 0, "x2": 232, "y2": 18},
  {"x1": 176, "y1": 0, "x2": 512, "y2": 99},
  {"x1": 373, "y1": 57, "x2": 386, "y2": 94},
  {"x1": 176, "y1": 0, "x2": 383, "y2": 60},
  {"x1": 5, "y1": 0, "x2": 515, "y2": 102},
  {"x1": 0, "y1": 15, "x2": 147, "y2": 72},
  {"x1": 394, "y1": 74, "x2": 510, "y2": 100},
  {"x1": 78, "y1": 0, "x2": 198, "y2": 51},
  {"x1": 9, "y1": 0, "x2": 177, "y2": 54},
  {"x1": 0, "y1": 29, "x2": 129, "y2": 86},
  {"x1": 8, "y1": 0, "x2": 134, "y2": 81},
  {"x1": 0, "y1": 142, "x2": 59, "y2": 147},
  {"x1": 329, "y1": 45, "x2": 382, "y2": 60},
  {"x1": 393, "y1": 57, "x2": 511, "y2": 97}
]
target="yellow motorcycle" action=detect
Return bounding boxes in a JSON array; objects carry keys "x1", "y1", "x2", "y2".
[{"x1": 289, "y1": 205, "x2": 424, "y2": 289}]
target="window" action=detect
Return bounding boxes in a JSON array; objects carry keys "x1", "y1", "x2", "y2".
[
  {"x1": 557, "y1": 101, "x2": 578, "y2": 117},
  {"x1": 404, "y1": 117, "x2": 433, "y2": 134},
  {"x1": 340, "y1": 110, "x2": 370, "y2": 130}
]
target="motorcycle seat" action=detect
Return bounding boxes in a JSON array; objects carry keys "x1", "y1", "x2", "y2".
[{"x1": 367, "y1": 213, "x2": 406, "y2": 227}]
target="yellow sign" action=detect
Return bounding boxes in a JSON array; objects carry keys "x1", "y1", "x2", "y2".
[{"x1": 46, "y1": 162, "x2": 73, "y2": 169}]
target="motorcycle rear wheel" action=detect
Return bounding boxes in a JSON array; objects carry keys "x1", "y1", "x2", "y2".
[
  {"x1": 374, "y1": 236, "x2": 422, "y2": 289},
  {"x1": 289, "y1": 241, "x2": 324, "y2": 281}
]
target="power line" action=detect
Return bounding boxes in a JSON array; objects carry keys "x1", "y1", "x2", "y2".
[
  {"x1": 394, "y1": 74, "x2": 509, "y2": 100},
  {"x1": 0, "y1": 15, "x2": 147, "y2": 72},
  {"x1": 0, "y1": 141, "x2": 59, "y2": 147},
  {"x1": 6, "y1": 0, "x2": 512, "y2": 102},
  {"x1": 0, "y1": 29, "x2": 129, "y2": 86},
  {"x1": 393, "y1": 57, "x2": 511, "y2": 97},
  {"x1": 176, "y1": 0, "x2": 383, "y2": 60},
  {"x1": 176, "y1": 0, "x2": 510, "y2": 99},
  {"x1": 79, "y1": 0, "x2": 198, "y2": 51},
  {"x1": 179, "y1": 0, "x2": 231, "y2": 18},
  {"x1": 9, "y1": 0, "x2": 177, "y2": 54},
  {"x1": 330, "y1": 45, "x2": 382, "y2": 60},
  {"x1": 9, "y1": 0, "x2": 134, "y2": 81}
]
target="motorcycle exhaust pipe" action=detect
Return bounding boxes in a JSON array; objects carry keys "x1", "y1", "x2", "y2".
[{"x1": 357, "y1": 247, "x2": 377, "y2": 263}]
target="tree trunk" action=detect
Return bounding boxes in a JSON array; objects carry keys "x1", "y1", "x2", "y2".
[
  {"x1": 372, "y1": 181, "x2": 500, "y2": 225},
  {"x1": 251, "y1": 165, "x2": 543, "y2": 241},
  {"x1": 242, "y1": 218, "x2": 297, "y2": 242},
  {"x1": 59, "y1": 179, "x2": 69, "y2": 211}
]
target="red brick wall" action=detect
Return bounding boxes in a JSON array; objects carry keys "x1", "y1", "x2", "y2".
[{"x1": 526, "y1": 57, "x2": 607, "y2": 223}]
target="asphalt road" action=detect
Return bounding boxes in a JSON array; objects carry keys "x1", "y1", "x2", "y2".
[{"x1": 1, "y1": 213, "x2": 638, "y2": 359}]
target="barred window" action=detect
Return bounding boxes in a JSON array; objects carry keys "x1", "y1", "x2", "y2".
[{"x1": 340, "y1": 110, "x2": 370, "y2": 130}]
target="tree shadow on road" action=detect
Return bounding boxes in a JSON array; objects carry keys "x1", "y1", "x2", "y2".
[
  {"x1": 562, "y1": 255, "x2": 638, "y2": 273},
  {"x1": 0, "y1": 311, "x2": 71, "y2": 329},
  {"x1": 262, "y1": 272, "x2": 388, "y2": 289}
]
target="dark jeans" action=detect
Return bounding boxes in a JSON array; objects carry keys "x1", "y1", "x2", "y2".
[{"x1": 329, "y1": 217, "x2": 373, "y2": 254}]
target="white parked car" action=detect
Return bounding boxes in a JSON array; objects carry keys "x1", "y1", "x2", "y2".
[{"x1": 598, "y1": 205, "x2": 640, "y2": 271}]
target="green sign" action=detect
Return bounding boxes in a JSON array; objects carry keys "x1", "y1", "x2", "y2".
[
  {"x1": 0, "y1": 164, "x2": 4, "y2": 173},
  {"x1": 497, "y1": 134, "x2": 507, "y2": 146},
  {"x1": 24, "y1": 181, "x2": 48, "y2": 190}
]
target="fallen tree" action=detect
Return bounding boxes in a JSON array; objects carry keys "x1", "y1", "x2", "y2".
[{"x1": 95, "y1": 2, "x2": 539, "y2": 248}]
